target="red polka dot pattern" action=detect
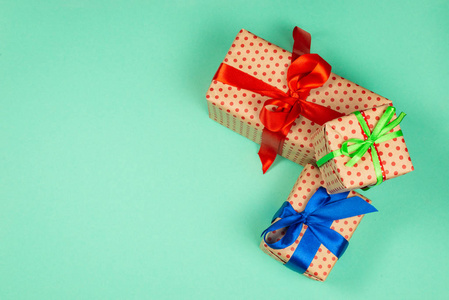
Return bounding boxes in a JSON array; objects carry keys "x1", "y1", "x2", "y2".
[
  {"x1": 259, "y1": 164, "x2": 371, "y2": 281},
  {"x1": 312, "y1": 104, "x2": 414, "y2": 194},
  {"x1": 206, "y1": 29, "x2": 392, "y2": 167}
]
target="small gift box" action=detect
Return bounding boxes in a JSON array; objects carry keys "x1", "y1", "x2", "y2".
[
  {"x1": 312, "y1": 104, "x2": 414, "y2": 194},
  {"x1": 206, "y1": 27, "x2": 392, "y2": 173},
  {"x1": 260, "y1": 164, "x2": 376, "y2": 281}
]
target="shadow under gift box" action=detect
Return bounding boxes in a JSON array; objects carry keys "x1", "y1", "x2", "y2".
[
  {"x1": 206, "y1": 29, "x2": 392, "y2": 166},
  {"x1": 260, "y1": 164, "x2": 374, "y2": 282},
  {"x1": 312, "y1": 104, "x2": 414, "y2": 194}
]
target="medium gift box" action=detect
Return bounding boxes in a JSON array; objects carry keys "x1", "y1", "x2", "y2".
[
  {"x1": 206, "y1": 27, "x2": 392, "y2": 173},
  {"x1": 312, "y1": 104, "x2": 414, "y2": 194},
  {"x1": 260, "y1": 164, "x2": 377, "y2": 281}
]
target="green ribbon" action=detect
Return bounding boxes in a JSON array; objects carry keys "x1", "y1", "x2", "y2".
[{"x1": 316, "y1": 106, "x2": 406, "y2": 188}]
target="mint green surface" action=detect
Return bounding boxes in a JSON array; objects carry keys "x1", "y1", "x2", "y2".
[{"x1": 1, "y1": 1, "x2": 448, "y2": 299}]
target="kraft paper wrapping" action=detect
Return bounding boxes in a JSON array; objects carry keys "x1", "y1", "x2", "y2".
[
  {"x1": 259, "y1": 164, "x2": 371, "y2": 281},
  {"x1": 206, "y1": 29, "x2": 392, "y2": 166},
  {"x1": 312, "y1": 104, "x2": 414, "y2": 194}
]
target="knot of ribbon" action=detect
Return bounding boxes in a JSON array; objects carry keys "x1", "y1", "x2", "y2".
[
  {"x1": 259, "y1": 53, "x2": 333, "y2": 134},
  {"x1": 261, "y1": 187, "x2": 377, "y2": 274},
  {"x1": 213, "y1": 27, "x2": 344, "y2": 173},
  {"x1": 316, "y1": 106, "x2": 406, "y2": 188}
]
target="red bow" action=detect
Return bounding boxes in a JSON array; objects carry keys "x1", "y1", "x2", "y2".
[{"x1": 213, "y1": 27, "x2": 344, "y2": 173}]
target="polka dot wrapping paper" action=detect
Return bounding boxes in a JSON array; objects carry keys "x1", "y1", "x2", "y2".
[
  {"x1": 312, "y1": 104, "x2": 414, "y2": 194},
  {"x1": 260, "y1": 164, "x2": 371, "y2": 281},
  {"x1": 206, "y1": 29, "x2": 392, "y2": 166}
]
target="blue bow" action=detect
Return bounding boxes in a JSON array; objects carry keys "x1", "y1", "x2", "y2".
[{"x1": 261, "y1": 187, "x2": 377, "y2": 274}]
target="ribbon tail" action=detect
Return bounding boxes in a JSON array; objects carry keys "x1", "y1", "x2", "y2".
[
  {"x1": 258, "y1": 129, "x2": 284, "y2": 173},
  {"x1": 284, "y1": 223, "x2": 318, "y2": 274},
  {"x1": 307, "y1": 196, "x2": 377, "y2": 223},
  {"x1": 292, "y1": 26, "x2": 311, "y2": 61},
  {"x1": 308, "y1": 224, "x2": 349, "y2": 258}
]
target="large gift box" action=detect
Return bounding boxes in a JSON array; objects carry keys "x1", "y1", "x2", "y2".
[
  {"x1": 206, "y1": 27, "x2": 392, "y2": 172},
  {"x1": 312, "y1": 104, "x2": 414, "y2": 194},
  {"x1": 260, "y1": 164, "x2": 377, "y2": 281}
]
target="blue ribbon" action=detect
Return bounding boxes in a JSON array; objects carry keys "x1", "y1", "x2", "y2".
[{"x1": 261, "y1": 187, "x2": 377, "y2": 274}]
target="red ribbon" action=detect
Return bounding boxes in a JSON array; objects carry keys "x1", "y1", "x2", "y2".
[{"x1": 213, "y1": 27, "x2": 344, "y2": 173}]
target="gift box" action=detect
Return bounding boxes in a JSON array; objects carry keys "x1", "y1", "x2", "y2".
[
  {"x1": 206, "y1": 27, "x2": 392, "y2": 172},
  {"x1": 312, "y1": 104, "x2": 414, "y2": 194},
  {"x1": 260, "y1": 164, "x2": 376, "y2": 281}
]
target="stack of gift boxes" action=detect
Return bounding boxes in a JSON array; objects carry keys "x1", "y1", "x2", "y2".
[{"x1": 206, "y1": 27, "x2": 414, "y2": 281}]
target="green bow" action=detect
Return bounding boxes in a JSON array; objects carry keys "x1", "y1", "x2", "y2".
[{"x1": 316, "y1": 106, "x2": 406, "y2": 188}]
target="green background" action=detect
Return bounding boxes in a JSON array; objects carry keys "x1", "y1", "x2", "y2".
[{"x1": 1, "y1": 0, "x2": 448, "y2": 299}]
